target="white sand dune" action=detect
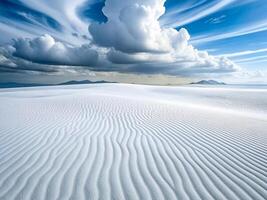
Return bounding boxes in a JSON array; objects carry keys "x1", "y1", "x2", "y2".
[{"x1": 0, "y1": 84, "x2": 266, "y2": 200}]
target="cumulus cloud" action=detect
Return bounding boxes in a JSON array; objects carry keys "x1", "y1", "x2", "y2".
[
  {"x1": 89, "y1": 0, "x2": 239, "y2": 74},
  {"x1": 12, "y1": 34, "x2": 98, "y2": 66},
  {"x1": 0, "y1": 41, "x2": 85, "y2": 74},
  {"x1": 89, "y1": 0, "x2": 189, "y2": 53}
]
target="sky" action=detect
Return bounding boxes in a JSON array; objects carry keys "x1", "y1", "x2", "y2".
[{"x1": 0, "y1": 0, "x2": 266, "y2": 84}]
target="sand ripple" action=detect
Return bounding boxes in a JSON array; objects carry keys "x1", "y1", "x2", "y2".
[{"x1": 0, "y1": 84, "x2": 266, "y2": 200}]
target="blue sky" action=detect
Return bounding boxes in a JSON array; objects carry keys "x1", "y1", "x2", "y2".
[
  {"x1": 0, "y1": 0, "x2": 266, "y2": 83},
  {"x1": 161, "y1": 0, "x2": 267, "y2": 71}
]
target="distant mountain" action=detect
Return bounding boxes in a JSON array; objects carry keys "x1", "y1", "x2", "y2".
[
  {"x1": 0, "y1": 80, "x2": 115, "y2": 88},
  {"x1": 58, "y1": 80, "x2": 114, "y2": 85},
  {"x1": 191, "y1": 80, "x2": 226, "y2": 85}
]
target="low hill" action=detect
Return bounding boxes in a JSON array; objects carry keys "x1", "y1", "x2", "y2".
[{"x1": 191, "y1": 80, "x2": 226, "y2": 85}]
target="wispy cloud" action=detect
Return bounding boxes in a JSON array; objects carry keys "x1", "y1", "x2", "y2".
[
  {"x1": 192, "y1": 20, "x2": 267, "y2": 44},
  {"x1": 235, "y1": 56, "x2": 267, "y2": 64},
  {"x1": 205, "y1": 15, "x2": 226, "y2": 24},
  {"x1": 161, "y1": 0, "x2": 236, "y2": 27},
  {"x1": 219, "y1": 48, "x2": 267, "y2": 58}
]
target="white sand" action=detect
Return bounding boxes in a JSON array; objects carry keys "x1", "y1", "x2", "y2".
[{"x1": 0, "y1": 84, "x2": 266, "y2": 200}]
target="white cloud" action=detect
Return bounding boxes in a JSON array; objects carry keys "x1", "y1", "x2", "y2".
[
  {"x1": 89, "y1": 0, "x2": 239, "y2": 74},
  {"x1": 205, "y1": 15, "x2": 226, "y2": 24},
  {"x1": 161, "y1": 0, "x2": 236, "y2": 27},
  {"x1": 89, "y1": 0, "x2": 173, "y2": 53},
  {"x1": 12, "y1": 34, "x2": 98, "y2": 66},
  {"x1": 21, "y1": 0, "x2": 89, "y2": 33},
  {"x1": 234, "y1": 55, "x2": 267, "y2": 63},
  {"x1": 191, "y1": 20, "x2": 267, "y2": 44},
  {"x1": 219, "y1": 48, "x2": 267, "y2": 58}
]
